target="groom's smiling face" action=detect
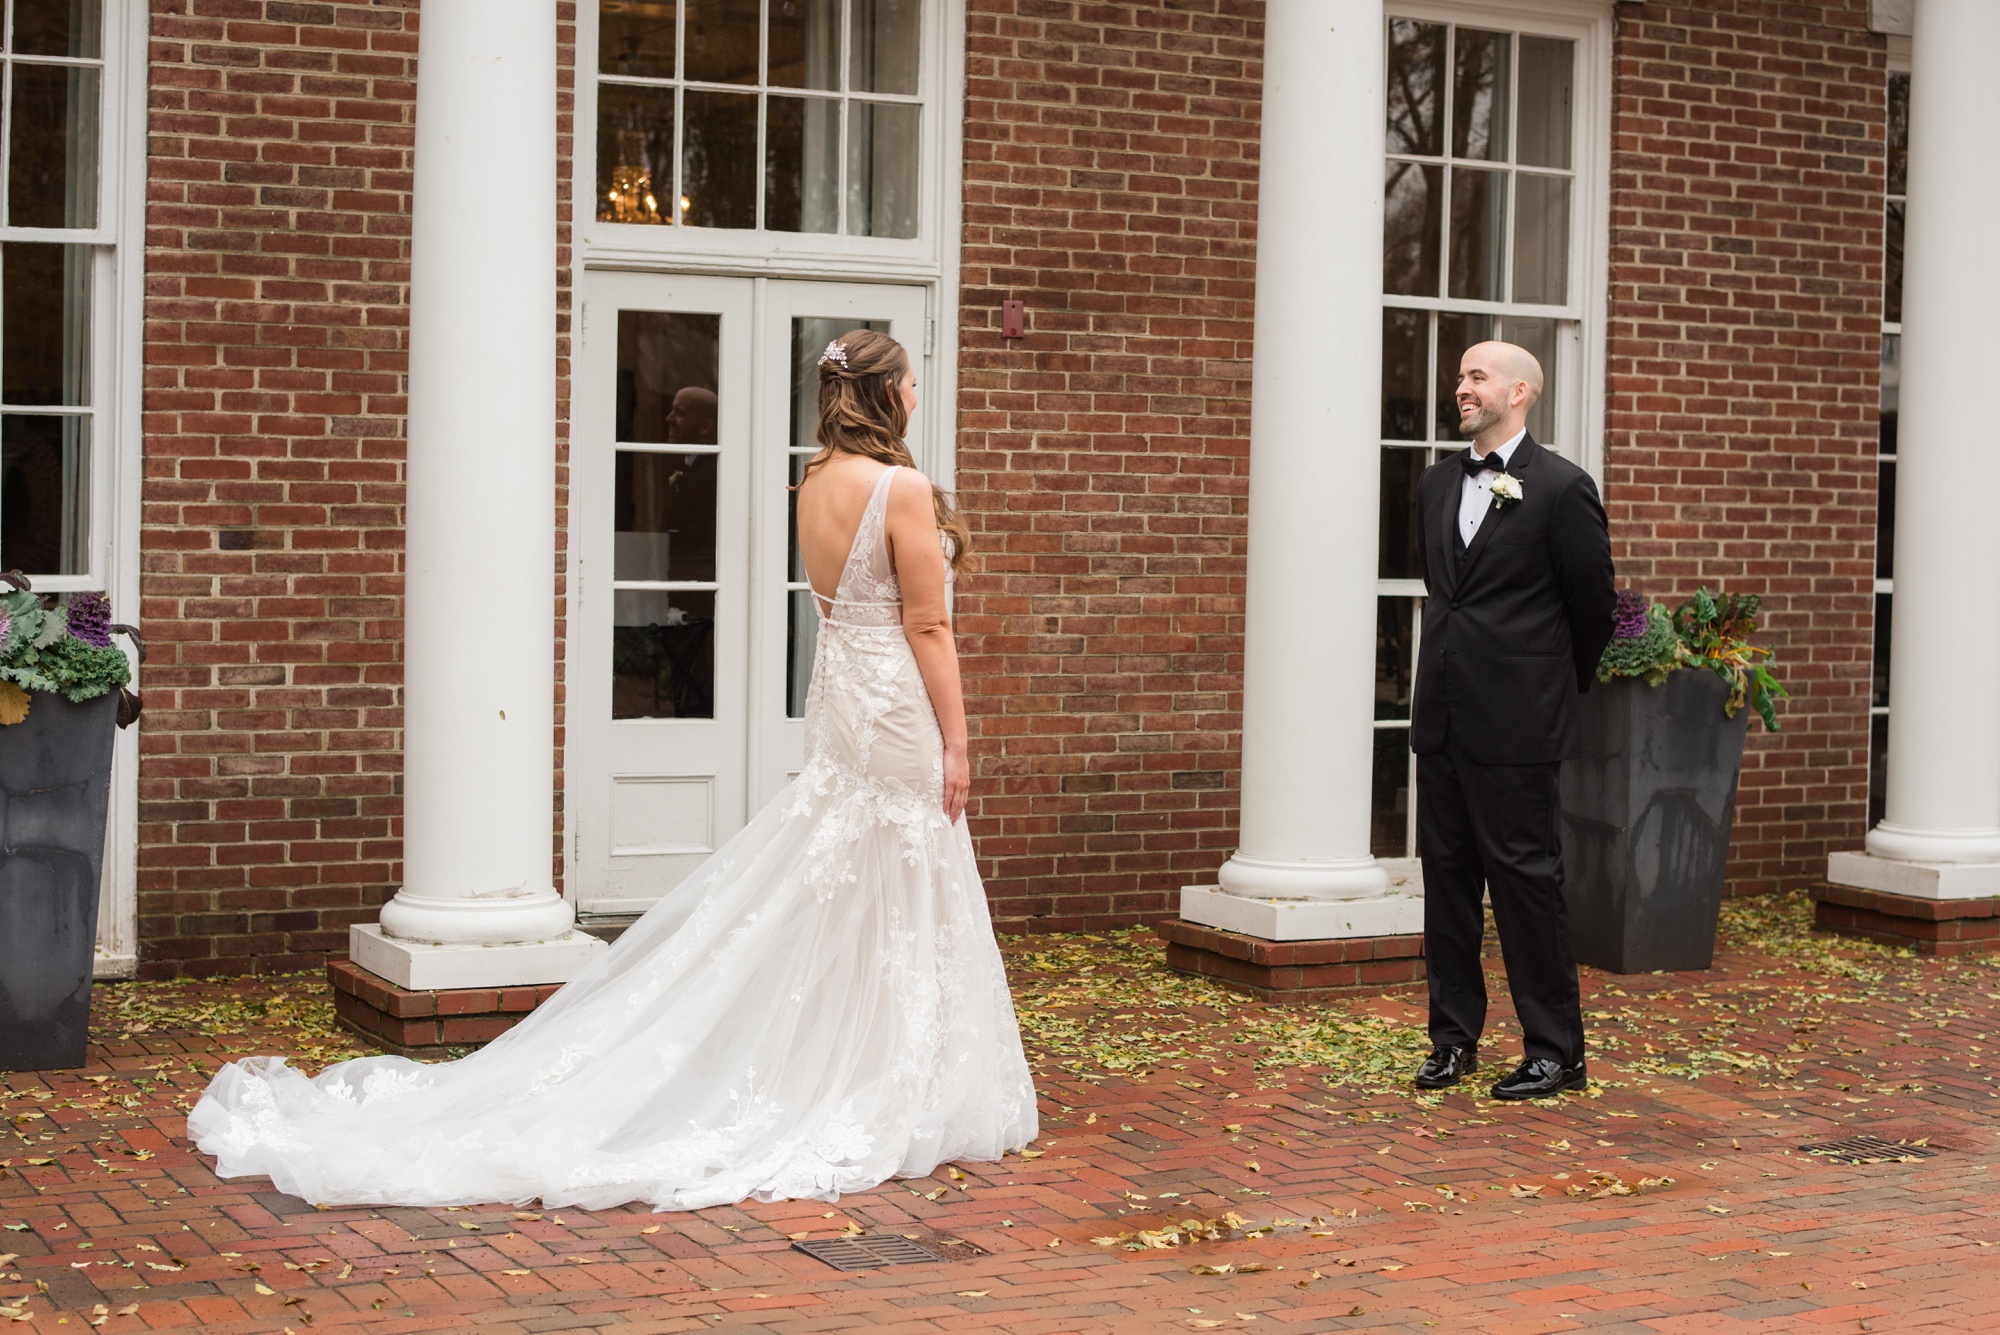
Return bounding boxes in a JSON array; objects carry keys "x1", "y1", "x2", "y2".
[{"x1": 1454, "y1": 342, "x2": 1542, "y2": 444}]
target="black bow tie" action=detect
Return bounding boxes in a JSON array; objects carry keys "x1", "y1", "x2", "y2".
[{"x1": 1461, "y1": 451, "x2": 1508, "y2": 478}]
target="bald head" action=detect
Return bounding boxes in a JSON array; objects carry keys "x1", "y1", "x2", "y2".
[{"x1": 1455, "y1": 341, "x2": 1543, "y2": 450}]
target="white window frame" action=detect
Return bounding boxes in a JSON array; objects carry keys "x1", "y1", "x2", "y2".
[
  {"x1": 1374, "y1": 0, "x2": 1612, "y2": 858},
  {"x1": 1869, "y1": 37, "x2": 1910, "y2": 825},
  {"x1": 6, "y1": 2, "x2": 151, "y2": 977}
]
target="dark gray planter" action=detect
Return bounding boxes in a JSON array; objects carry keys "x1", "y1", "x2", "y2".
[
  {"x1": 1559, "y1": 670, "x2": 1749, "y2": 974},
  {"x1": 0, "y1": 691, "x2": 117, "y2": 1071}
]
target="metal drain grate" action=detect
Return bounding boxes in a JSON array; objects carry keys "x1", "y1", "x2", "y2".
[
  {"x1": 1798, "y1": 1134, "x2": 1942, "y2": 1165},
  {"x1": 792, "y1": 1235, "x2": 948, "y2": 1271}
]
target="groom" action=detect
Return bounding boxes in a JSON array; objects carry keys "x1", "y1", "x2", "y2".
[{"x1": 1409, "y1": 342, "x2": 1616, "y2": 1100}]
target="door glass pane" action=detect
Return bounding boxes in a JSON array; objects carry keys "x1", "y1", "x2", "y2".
[
  {"x1": 1448, "y1": 167, "x2": 1505, "y2": 301},
  {"x1": 3, "y1": 242, "x2": 90, "y2": 406},
  {"x1": 787, "y1": 588, "x2": 818, "y2": 717},
  {"x1": 770, "y1": 0, "x2": 840, "y2": 90},
  {"x1": 0, "y1": 414, "x2": 86, "y2": 574},
  {"x1": 7, "y1": 61, "x2": 98, "y2": 229},
  {"x1": 846, "y1": 101, "x2": 919, "y2": 238},
  {"x1": 616, "y1": 311, "x2": 720, "y2": 443},
  {"x1": 1515, "y1": 36, "x2": 1573, "y2": 170},
  {"x1": 599, "y1": 0, "x2": 677, "y2": 78},
  {"x1": 1378, "y1": 447, "x2": 1424, "y2": 579},
  {"x1": 1384, "y1": 162, "x2": 1442, "y2": 297},
  {"x1": 766, "y1": 95, "x2": 840, "y2": 233},
  {"x1": 1433, "y1": 312, "x2": 1493, "y2": 439},
  {"x1": 849, "y1": 0, "x2": 919, "y2": 95},
  {"x1": 1498, "y1": 314, "x2": 1557, "y2": 445},
  {"x1": 684, "y1": 0, "x2": 760, "y2": 84},
  {"x1": 1380, "y1": 308, "x2": 1427, "y2": 440},
  {"x1": 616, "y1": 451, "x2": 718, "y2": 582},
  {"x1": 10, "y1": 0, "x2": 100, "y2": 57},
  {"x1": 613, "y1": 590, "x2": 717, "y2": 719},
  {"x1": 1452, "y1": 29, "x2": 1509, "y2": 162},
  {"x1": 683, "y1": 90, "x2": 758, "y2": 228},
  {"x1": 1371, "y1": 727, "x2": 1412, "y2": 857},
  {"x1": 1386, "y1": 19, "x2": 1445, "y2": 157},
  {"x1": 597, "y1": 84, "x2": 674, "y2": 224}
]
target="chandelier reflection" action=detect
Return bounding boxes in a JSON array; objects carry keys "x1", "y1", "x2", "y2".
[{"x1": 603, "y1": 131, "x2": 663, "y2": 224}]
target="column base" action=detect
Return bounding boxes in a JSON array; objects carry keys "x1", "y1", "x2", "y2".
[
  {"x1": 329, "y1": 959, "x2": 564, "y2": 1058},
  {"x1": 1826, "y1": 850, "x2": 2000, "y2": 901},
  {"x1": 1180, "y1": 862, "x2": 1423, "y2": 942},
  {"x1": 1157, "y1": 920, "x2": 1425, "y2": 1003},
  {"x1": 349, "y1": 921, "x2": 606, "y2": 991},
  {"x1": 1809, "y1": 882, "x2": 2000, "y2": 958}
]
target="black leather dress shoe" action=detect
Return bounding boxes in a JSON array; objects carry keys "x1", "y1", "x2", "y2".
[
  {"x1": 1413, "y1": 1045, "x2": 1478, "y2": 1090},
  {"x1": 1489, "y1": 1057, "x2": 1588, "y2": 1100}
]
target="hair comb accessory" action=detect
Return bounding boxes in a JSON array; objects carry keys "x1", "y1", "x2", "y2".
[{"x1": 817, "y1": 341, "x2": 848, "y2": 368}]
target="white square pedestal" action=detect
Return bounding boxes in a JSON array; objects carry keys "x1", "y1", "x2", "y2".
[
  {"x1": 1826, "y1": 851, "x2": 2000, "y2": 901},
  {"x1": 349, "y1": 922, "x2": 607, "y2": 992},
  {"x1": 1179, "y1": 884, "x2": 1425, "y2": 942}
]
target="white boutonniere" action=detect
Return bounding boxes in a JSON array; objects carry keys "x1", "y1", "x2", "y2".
[{"x1": 1490, "y1": 473, "x2": 1524, "y2": 507}]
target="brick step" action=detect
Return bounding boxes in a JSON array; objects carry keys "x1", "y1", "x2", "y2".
[
  {"x1": 1156, "y1": 919, "x2": 1425, "y2": 1003},
  {"x1": 1809, "y1": 881, "x2": 2000, "y2": 957},
  {"x1": 328, "y1": 959, "x2": 563, "y2": 1058}
]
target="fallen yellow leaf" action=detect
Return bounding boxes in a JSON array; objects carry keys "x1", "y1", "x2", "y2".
[
  {"x1": 502, "y1": 1269, "x2": 531, "y2": 1276},
  {"x1": 640, "y1": 1225, "x2": 661, "y2": 1235},
  {"x1": 956, "y1": 1290, "x2": 990, "y2": 1297},
  {"x1": 253, "y1": 1283, "x2": 275, "y2": 1296}
]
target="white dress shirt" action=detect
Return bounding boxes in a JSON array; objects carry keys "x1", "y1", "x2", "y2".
[{"x1": 1458, "y1": 429, "x2": 1526, "y2": 546}]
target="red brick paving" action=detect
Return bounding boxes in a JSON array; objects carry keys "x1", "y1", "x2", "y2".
[{"x1": 7, "y1": 902, "x2": 2000, "y2": 1331}]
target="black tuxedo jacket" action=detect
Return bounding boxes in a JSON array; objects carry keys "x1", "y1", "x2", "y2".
[{"x1": 1411, "y1": 433, "x2": 1616, "y2": 765}]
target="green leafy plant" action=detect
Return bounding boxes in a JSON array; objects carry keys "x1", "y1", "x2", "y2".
[
  {"x1": 1595, "y1": 586, "x2": 1785, "y2": 731},
  {"x1": 0, "y1": 578, "x2": 139, "y2": 724},
  {"x1": 1673, "y1": 587, "x2": 1785, "y2": 732}
]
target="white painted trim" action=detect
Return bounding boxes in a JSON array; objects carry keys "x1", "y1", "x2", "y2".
[{"x1": 94, "y1": 0, "x2": 147, "y2": 981}]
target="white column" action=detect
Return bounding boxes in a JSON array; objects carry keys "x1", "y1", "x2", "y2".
[
  {"x1": 1182, "y1": 0, "x2": 1416, "y2": 941},
  {"x1": 1830, "y1": 0, "x2": 2000, "y2": 900},
  {"x1": 354, "y1": 0, "x2": 604, "y2": 988}
]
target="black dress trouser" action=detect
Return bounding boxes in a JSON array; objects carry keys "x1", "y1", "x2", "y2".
[{"x1": 1417, "y1": 743, "x2": 1586, "y2": 1067}]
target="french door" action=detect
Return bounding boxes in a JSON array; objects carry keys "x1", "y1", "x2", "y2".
[{"x1": 570, "y1": 270, "x2": 927, "y2": 915}]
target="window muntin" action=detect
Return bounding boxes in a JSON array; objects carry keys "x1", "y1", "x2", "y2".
[
  {"x1": 595, "y1": 0, "x2": 921, "y2": 238},
  {"x1": 1374, "y1": 16, "x2": 1581, "y2": 858},
  {"x1": 0, "y1": 0, "x2": 102, "y2": 579}
]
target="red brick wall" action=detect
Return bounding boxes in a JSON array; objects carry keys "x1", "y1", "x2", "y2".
[
  {"x1": 954, "y1": 0, "x2": 1265, "y2": 931},
  {"x1": 1604, "y1": 0, "x2": 1885, "y2": 895},
  {"x1": 138, "y1": 1, "x2": 580, "y2": 978}
]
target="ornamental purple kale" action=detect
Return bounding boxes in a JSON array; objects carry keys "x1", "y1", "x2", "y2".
[
  {"x1": 1610, "y1": 588, "x2": 1649, "y2": 640},
  {"x1": 66, "y1": 590, "x2": 113, "y2": 647}
]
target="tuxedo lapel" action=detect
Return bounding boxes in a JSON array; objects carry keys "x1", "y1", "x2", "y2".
[{"x1": 1456, "y1": 433, "x2": 1540, "y2": 586}]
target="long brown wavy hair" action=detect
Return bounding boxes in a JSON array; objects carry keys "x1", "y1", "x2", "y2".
[{"x1": 793, "y1": 328, "x2": 971, "y2": 575}]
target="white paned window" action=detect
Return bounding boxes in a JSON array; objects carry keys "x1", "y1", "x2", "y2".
[
  {"x1": 1373, "y1": 7, "x2": 1603, "y2": 858},
  {"x1": 1869, "y1": 65, "x2": 1908, "y2": 828},
  {"x1": 595, "y1": 0, "x2": 922, "y2": 238},
  {"x1": 0, "y1": 0, "x2": 108, "y2": 580}
]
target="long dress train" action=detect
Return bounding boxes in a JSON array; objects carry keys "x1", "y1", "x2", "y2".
[{"x1": 187, "y1": 466, "x2": 1038, "y2": 1210}]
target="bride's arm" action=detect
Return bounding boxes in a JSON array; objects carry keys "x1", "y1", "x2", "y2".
[{"x1": 886, "y1": 468, "x2": 970, "y2": 824}]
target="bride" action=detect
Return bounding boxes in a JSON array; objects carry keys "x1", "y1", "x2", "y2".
[{"x1": 188, "y1": 330, "x2": 1039, "y2": 1211}]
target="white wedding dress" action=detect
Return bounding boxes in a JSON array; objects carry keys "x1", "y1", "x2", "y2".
[{"x1": 188, "y1": 466, "x2": 1038, "y2": 1210}]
